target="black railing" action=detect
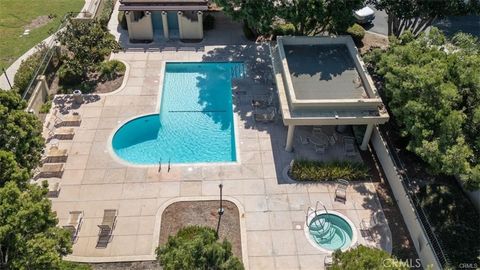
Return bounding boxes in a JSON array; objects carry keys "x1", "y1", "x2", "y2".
[{"x1": 378, "y1": 126, "x2": 449, "y2": 268}]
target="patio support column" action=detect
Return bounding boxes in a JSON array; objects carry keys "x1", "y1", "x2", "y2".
[
  {"x1": 360, "y1": 123, "x2": 374, "y2": 151},
  {"x1": 161, "y1": 11, "x2": 169, "y2": 39},
  {"x1": 285, "y1": 125, "x2": 295, "y2": 152}
]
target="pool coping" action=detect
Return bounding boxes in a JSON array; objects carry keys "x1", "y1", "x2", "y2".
[
  {"x1": 106, "y1": 60, "x2": 243, "y2": 168},
  {"x1": 303, "y1": 209, "x2": 359, "y2": 254}
]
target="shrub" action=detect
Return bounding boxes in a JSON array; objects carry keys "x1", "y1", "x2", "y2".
[
  {"x1": 242, "y1": 23, "x2": 256, "y2": 41},
  {"x1": 289, "y1": 160, "x2": 370, "y2": 181},
  {"x1": 39, "y1": 100, "x2": 52, "y2": 114},
  {"x1": 418, "y1": 183, "x2": 480, "y2": 266},
  {"x1": 98, "y1": 60, "x2": 126, "y2": 80},
  {"x1": 331, "y1": 245, "x2": 408, "y2": 270},
  {"x1": 13, "y1": 45, "x2": 49, "y2": 94},
  {"x1": 118, "y1": 11, "x2": 128, "y2": 30},
  {"x1": 157, "y1": 226, "x2": 244, "y2": 270},
  {"x1": 58, "y1": 62, "x2": 83, "y2": 86},
  {"x1": 203, "y1": 14, "x2": 215, "y2": 30},
  {"x1": 97, "y1": 0, "x2": 114, "y2": 26},
  {"x1": 346, "y1": 23, "x2": 365, "y2": 43},
  {"x1": 273, "y1": 23, "x2": 295, "y2": 36}
]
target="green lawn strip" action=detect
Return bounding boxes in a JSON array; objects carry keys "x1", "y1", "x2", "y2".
[
  {"x1": 289, "y1": 160, "x2": 370, "y2": 182},
  {"x1": 0, "y1": 0, "x2": 84, "y2": 69}
]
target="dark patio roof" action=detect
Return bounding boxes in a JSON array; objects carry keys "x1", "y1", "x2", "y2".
[{"x1": 119, "y1": 0, "x2": 208, "y2": 11}]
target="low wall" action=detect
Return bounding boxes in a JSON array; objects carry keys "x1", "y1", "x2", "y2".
[
  {"x1": 370, "y1": 128, "x2": 442, "y2": 270},
  {"x1": 26, "y1": 75, "x2": 49, "y2": 118}
]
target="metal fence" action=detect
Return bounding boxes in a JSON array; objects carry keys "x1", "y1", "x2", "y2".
[{"x1": 378, "y1": 125, "x2": 449, "y2": 268}]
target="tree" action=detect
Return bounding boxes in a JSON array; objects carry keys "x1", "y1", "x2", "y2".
[
  {"x1": 214, "y1": 0, "x2": 362, "y2": 36},
  {"x1": 0, "y1": 90, "x2": 44, "y2": 171},
  {"x1": 278, "y1": 0, "x2": 363, "y2": 35},
  {"x1": 365, "y1": 29, "x2": 480, "y2": 189},
  {"x1": 0, "y1": 150, "x2": 29, "y2": 188},
  {"x1": 156, "y1": 226, "x2": 244, "y2": 270},
  {"x1": 214, "y1": 0, "x2": 276, "y2": 34},
  {"x1": 0, "y1": 182, "x2": 72, "y2": 269},
  {"x1": 57, "y1": 19, "x2": 119, "y2": 80},
  {"x1": 368, "y1": 0, "x2": 480, "y2": 37},
  {"x1": 331, "y1": 245, "x2": 409, "y2": 270}
]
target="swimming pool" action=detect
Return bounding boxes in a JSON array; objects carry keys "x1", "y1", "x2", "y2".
[{"x1": 112, "y1": 62, "x2": 244, "y2": 165}]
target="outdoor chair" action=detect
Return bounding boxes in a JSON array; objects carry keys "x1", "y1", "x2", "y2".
[
  {"x1": 334, "y1": 179, "x2": 349, "y2": 202},
  {"x1": 253, "y1": 108, "x2": 276, "y2": 123},
  {"x1": 251, "y1": 94, "x2": 274, "y2": 109},
  {"x1": 344, "y1": 137, "x2": 356, "y2": 157},
  {"x1": 360, "y1": 212, "x2": 385, "y2": 241},
  {"x1": 47, "y1": 182, "x2": 61, "y2": 198},
  {"x1": 96, "y1": 209, "x2": 118, "y2": 248},
  {"x1": 324, "y1": 255, "x2": 333, "y2": 269},
  {"x1": 35, "y1": 163, "x2": 64, "y2": 179},
  {"x1": 312, "y1": 142, "x2": 326, "y2": 154},
  {"x1": 300, "y1": 136, "x2": 310, "y2": 145},
  {"x1": 42, "y1": 146, "x2": 68, "y2": 163},
  {"x1": 63, "y1": 211, "x2": 83, "y2": 242},
  {"x1": 46, "y1": 122, "x2": 75, "y2": 140},
  {"x1": 53, "y1": 109, "x2": 82, "y2": 127}
]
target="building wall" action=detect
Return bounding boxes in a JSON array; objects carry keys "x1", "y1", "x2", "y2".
[
  {"x1": 371, "y1": 128, "x2": 443, "y2": 270},
  {"x1": 125, "y1": 11, "x2": 153, "y2": 41},
  {"x1": 177, "y1": 11, "x2": 203, "y2": 40}
]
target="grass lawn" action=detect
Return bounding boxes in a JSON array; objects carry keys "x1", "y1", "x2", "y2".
[{"x1": 0, "y1": 0, "x2": 84, "y2": 69}]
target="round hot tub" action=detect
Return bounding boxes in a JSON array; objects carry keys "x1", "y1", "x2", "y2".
[{"x1": 304, "y1": 210, "x2": 357, "y2": 252}]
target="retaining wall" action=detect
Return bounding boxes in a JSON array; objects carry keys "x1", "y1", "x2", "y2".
[{"x1": 371, "y1": 127, "x2": 442, "y2": 270}]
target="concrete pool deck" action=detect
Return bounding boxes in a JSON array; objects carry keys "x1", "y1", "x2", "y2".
[{"x1": 43, "y1": 44, "x2": 392, "y2": 269}]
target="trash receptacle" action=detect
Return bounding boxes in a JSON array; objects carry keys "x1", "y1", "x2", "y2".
[{"x1": 73, "y1": 89, "x2": 83, "y2": 104}]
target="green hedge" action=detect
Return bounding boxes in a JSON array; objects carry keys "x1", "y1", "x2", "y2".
[
  {"x1": 346, "y1": 23, "x2": 365, "y2": 43},
  {"x1": 13, "y1": 46, "x2": 48, "y2": 94},
  {"x1": 157, "y1": 226, "x2": 244, "y2": 270},
  {"x1": 98, "y1": 59, "x2": 125, "y2": 80},
  {"x1": 273, "y1": 23, "x2": 295, "y2": 36},
  {"x1": 289, "y1": 160, "x2": 370, "y2": 181},
  {"x1": 96, "y1": 0, "x2": 114, "y2": 26}
]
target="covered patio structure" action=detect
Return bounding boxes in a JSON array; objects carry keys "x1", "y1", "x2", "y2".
[{"x1": 271, "y1": 36, "x2": 389, "y2": 152}]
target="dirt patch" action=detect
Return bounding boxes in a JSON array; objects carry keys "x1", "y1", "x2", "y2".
[
  {"x1": 159, "y1": 200, "x2": 242, "y2": 259},
  {"x1": 360, "y1": 32, "x2": 389, "y2": 54},
  {"x1": 94, "y1": 75, "x2": 124, "y2": 93},
  {"x1": 49, "y1": 74, "x2": 125, "y2": 94},
  {"x1": 25, "y1": 15, "x2": 52, "y2": 30}
]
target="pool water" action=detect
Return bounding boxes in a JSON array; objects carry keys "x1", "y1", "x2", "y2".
[
  {"x1": 309, "y1": 213, "x2": 353, "y2": 251},
  {"x1": 112, "y1": 62, "x2": 244, "y2": 164}
]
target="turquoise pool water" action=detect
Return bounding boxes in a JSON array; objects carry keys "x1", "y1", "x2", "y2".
[
  {"x1": 309, "y1": 213, "x2": 353, "y2": 251},
  {"x1": 112, "y1": 62, "x2": 244, "y2": 164}
]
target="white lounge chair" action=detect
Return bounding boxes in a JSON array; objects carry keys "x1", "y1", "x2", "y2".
[
  {"x1": 97, "y1": 209, "x2": 118, "y2": 248},
  {"x1": 53, "y1": 109, "x2": 82, "y2": 127},
  {"x1": 360, "y1": 212, "x2": 384, "y2": 241},
  {"x1": 42, "y1": 146, "x2": 68, "y2": 163},
  {"x1": 47, "y1": 182, "x2": 61, "y2": 198},
  {"x1": 334, "y1": 179, "x2": 349, "y2": 202},
  {"x1": 35, "y1": 163, "x2": 64, "y2": 179},
  {"x1": 46, "y1": 122, "x2": 75, "y2": 140},
  {"x1": 63, "y1": 211, "x2": 83, "y2": 242}
]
